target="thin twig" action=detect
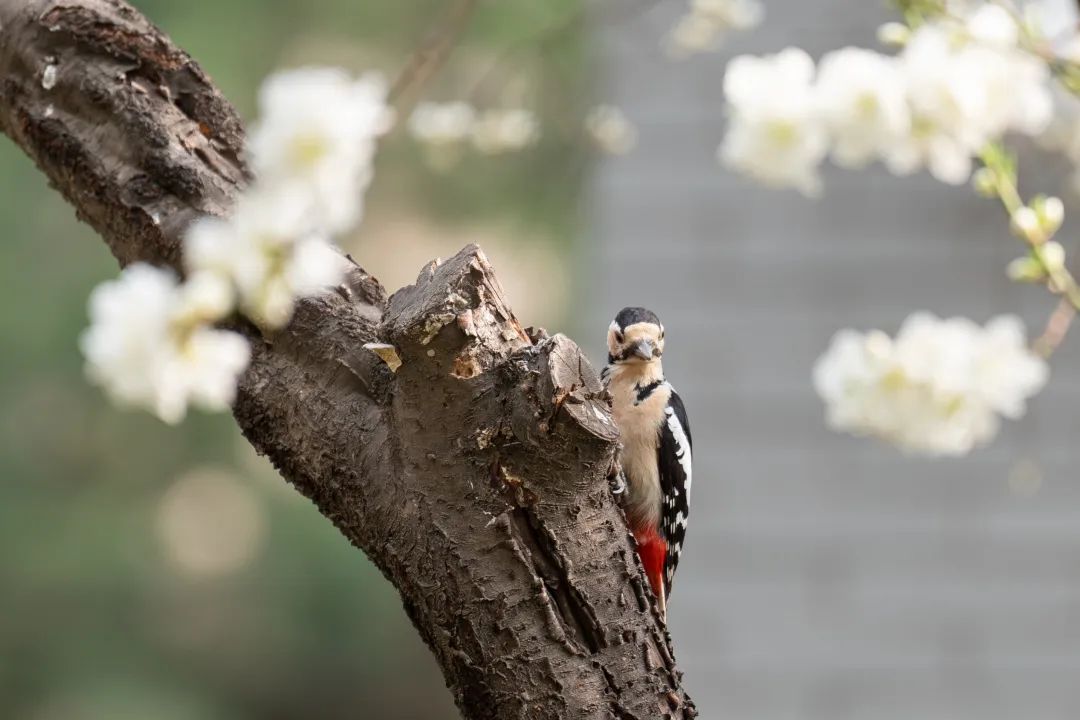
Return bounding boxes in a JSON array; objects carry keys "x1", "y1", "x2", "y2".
[
  {"x1": 466, "y1": 0, "x2": 667, "y2": 102},
  {"x1": 978, "y1": 146, "x2": 1080, "y2": 313},
  {"x1": 389, "y1": 0, "x2": 480, "y2": 109},
  {"x1": 1034, "y1": 297, "x2": 1077, "y2": 358}
]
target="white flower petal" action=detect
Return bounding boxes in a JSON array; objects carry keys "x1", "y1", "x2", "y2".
[
  {"x1": 409, "y1": 101, "x2": 477, "y2": 145},
  {"x1": 814, "y1": 312, "x2": 1047, "y2": 456},
  {"x1": 248, "y1": 67, "x2": 392, "y2": 235},
  {"x1": 81, "y1": 263, "x2": 251, "y2": 424},
  {"x1": 288, "y1": 239, "x2": 349, "y2": 295},
  {"x1": 816, "y1": 47, "x2": 911, "y2": 169},
  {"x1": 721, "y1": 48, "x2": 826, "y2": 195},
  {"x1": 470, "y1": 109, "x2": 540, "y2": 154},
  {"x1": 966, "y1": 4, "x2": 1020, "y2": 47}
]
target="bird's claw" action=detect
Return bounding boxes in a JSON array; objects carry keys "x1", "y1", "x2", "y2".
[{"x1": 609, "y1": 471, "x2": 627, "y2": 496}]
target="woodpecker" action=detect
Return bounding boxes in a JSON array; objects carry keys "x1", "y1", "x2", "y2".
[{"x1": 602, "y1": 306, "x2": 692, "y2": 620}]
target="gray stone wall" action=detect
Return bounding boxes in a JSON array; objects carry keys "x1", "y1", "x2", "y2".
[{"x1": 585, "y1": 2, "x2": 1080, "y2": 718}]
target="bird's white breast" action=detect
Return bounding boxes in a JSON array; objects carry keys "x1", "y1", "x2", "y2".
[{"x1": 607, "y1": 366, "x2": 670, "y2": 532}]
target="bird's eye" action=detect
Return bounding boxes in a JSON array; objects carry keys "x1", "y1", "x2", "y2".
[
  {"x1": 614, "y1": 330, "x2": 624, "y2": 343},
  {"x1": 660, "y1": 328, "x2": 665, "y2": 340}
]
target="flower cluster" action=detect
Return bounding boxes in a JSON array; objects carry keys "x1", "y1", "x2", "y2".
[
  {"x1": 408, "y1": 102, "x2": 540, "y2": 155},
  {"x1": 409, "y1": 101, "x2": 641, "y2": 158},
  {"x1": 81, "y1": 266, "x2": 251, "y2": 425},
  {"x1": 721, "y1": 3, "x2": 1054, "y2": 195},
  {"x1": 407, "y1": 101, "x2": 477, "y2": 146},
  {"x1": 665, "y1": 0, "x2": 764, "y2": 59},
  {"x1": 183, "y1": 192, "x2": 350, "y2": 329},
  {"x1": 82, "y1": 68, "x2": 391, "y2": 423},
  {"x1": 246, "y1": 69, "x2": 392, "y2": 234},
  {"x1": 813, "y1": 313, "x2": 1049, "y2": 456}
]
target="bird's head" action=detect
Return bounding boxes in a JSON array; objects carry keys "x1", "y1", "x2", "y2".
[{"x1": 607, "y1": 306, "x2": 665, "y2": 365}]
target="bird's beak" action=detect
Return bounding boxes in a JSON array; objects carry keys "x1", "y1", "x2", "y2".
[{"x1": 632, "y1": 339, "x2": 655, "y2": 360}]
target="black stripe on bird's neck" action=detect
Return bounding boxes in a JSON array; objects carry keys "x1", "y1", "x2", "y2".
[{"x1": 635, "y1": 379, "x2": 664, "y2": 404}]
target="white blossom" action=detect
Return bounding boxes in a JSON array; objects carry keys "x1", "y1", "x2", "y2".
[
  {"x1": 470, "y1": 109, "x2": 540, "y2": 154},
  {"x1": 720, "y1": 48, "x2": 827, "y2": 196},
  {"x1": 665, "y1": 0, "x2": 763, "y2": 58},
  {"x1": 585, "y1": 105, "x2": 638, "y2": 155},
  {"x1": 965, "y1": 3, "x2": 1021, "y2": 47},
  {"x1": 877, "y1": 22, "x2": 911, "y2": 47},
  {"x1": 957, "y1": 42, "x2": 1052, "y2": 138},
  {"x1": 80, "y1": 264, "x2": 250, "y2": 425},
  {"x1": 956, "y1": 5, "x2": 1053, "y2": 138},
  {"x1": 408, "y1": 101, "x2": 477, "y2": 145},
  {"x1": 184, "y1": 190, "x2": 349, "y2": 329},
  {"x1": 885, "y1": 26, "x2": 987, "y2": 183},
  {"x1": 813, "y1": 313, "x2": 1048, "y2": 456},
  {"x1": 887, "y1": 13, "x2": 1050, "y2": 183},
  {"x1": 248, "y1": 68, "x2": 393, "y2": 234},
  {"x1": 723, "y1": 4, "x2": 1053, "y2": 189},
  {"x1": 815, "y1": 48, "x2": 911, "y2": 168},
  {"x1": 82, "y1": 65, "x2": 390, "y2": 424}
]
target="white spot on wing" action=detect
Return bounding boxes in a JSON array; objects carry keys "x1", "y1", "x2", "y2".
[{"x1": 664, "y1": 404, "x2": 692, "y2": 497}]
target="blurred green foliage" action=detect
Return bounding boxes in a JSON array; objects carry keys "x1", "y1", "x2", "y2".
[{"x1": 0, "y1": 1, "x2": 585, "y2": 717}]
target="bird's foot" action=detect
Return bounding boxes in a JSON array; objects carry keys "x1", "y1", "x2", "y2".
[{"x1": 609, "y1": 470, "x2": 627, "y2": 496}]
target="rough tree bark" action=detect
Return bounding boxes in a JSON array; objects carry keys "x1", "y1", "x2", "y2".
[{"x1": 0, "y1": 1, "x2": 697, "y2": 717}]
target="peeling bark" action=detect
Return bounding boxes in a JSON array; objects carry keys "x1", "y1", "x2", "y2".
[{"x1": 0, "y1": 1, "x2": 697, "y2": 717}]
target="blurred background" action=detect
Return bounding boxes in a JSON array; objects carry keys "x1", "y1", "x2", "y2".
[{"x1": 4, "y1": 0, "x2": 1080, "y2": 719}]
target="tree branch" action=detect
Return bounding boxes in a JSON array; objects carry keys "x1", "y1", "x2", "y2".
[
  {"x1": 0, "y1": 1, "x2": 697, "y2": 718},
  {"x1": 388, "y1": 0, "x2": 479, "y2": 109}
]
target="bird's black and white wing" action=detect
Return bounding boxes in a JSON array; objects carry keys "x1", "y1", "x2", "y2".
[{"x1": 657, "y1": 387, "x2": 692, "y2": 594}]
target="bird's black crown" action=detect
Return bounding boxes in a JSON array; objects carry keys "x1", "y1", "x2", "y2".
[{"x1": 614, "y1": 306, "x2": 661, "y2": 330}]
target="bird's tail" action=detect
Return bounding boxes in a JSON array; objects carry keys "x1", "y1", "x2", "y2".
[{"x1": 633, "y1": 527, "x2": 668, "y2": 620}]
